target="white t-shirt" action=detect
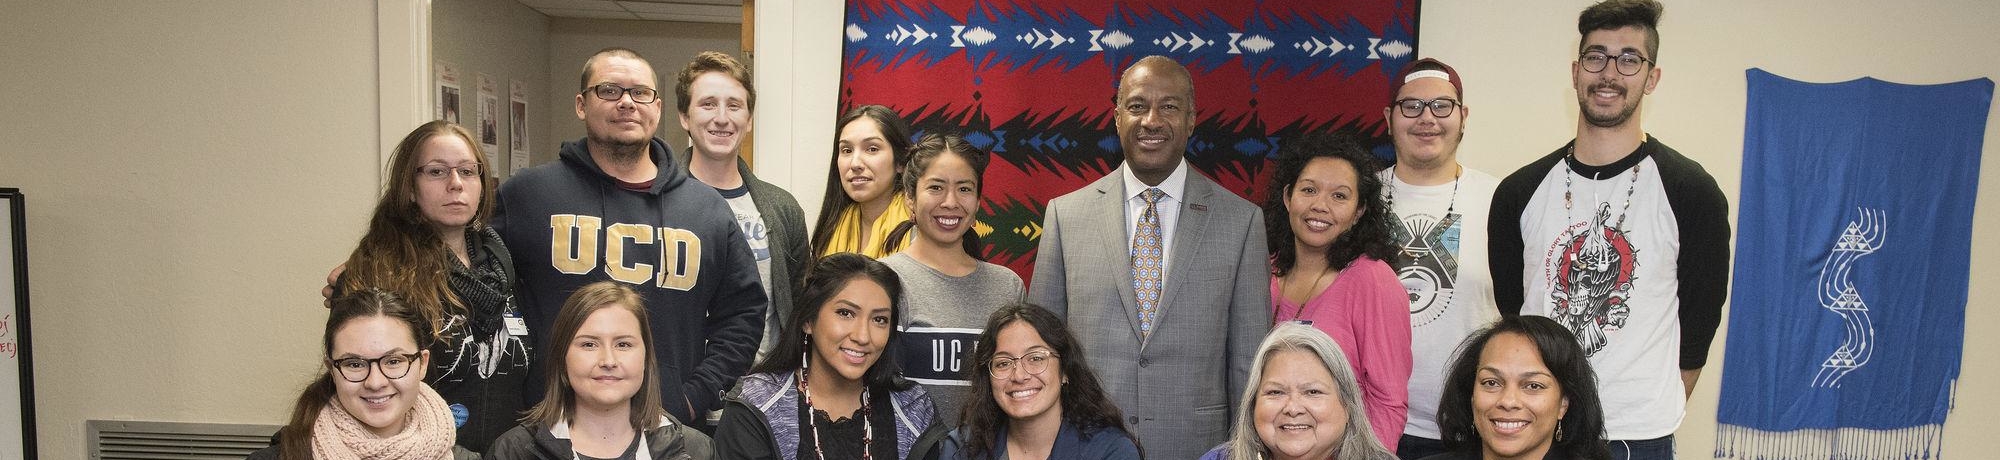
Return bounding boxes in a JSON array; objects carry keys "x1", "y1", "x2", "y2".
[
  {"x1": 718, "y1": 185, "x2": 774, "y2": 360},
  {"x1": 1380, "y1": 167, "x2": 1501, "y2": 439},
  {"x1": 1513, "y1": 156, "x2": 1685, "y2": 439}
]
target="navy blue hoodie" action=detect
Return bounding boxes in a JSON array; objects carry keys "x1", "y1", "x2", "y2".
[{"x1": 493, "y1": 137, "x2": 767, "y2": 423}]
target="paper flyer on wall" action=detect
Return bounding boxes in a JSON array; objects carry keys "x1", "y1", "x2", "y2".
[
  {"x1": 435, "y1": 61, "x2": 460, "y2": 124},
  {"x1": 510, "y1": 80, "x2": 530, "y2": 175},
  {"x1": 477, "y1": 73, "x2": 500, "y2": 157}
]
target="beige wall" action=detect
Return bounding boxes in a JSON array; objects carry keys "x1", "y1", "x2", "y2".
[
  {"x1": 0, "y1": 2, "x2": 381, "y2": 458},
  {"x1": 0, "y1": 1, "x2": 1991, "y2": 458},
  {"x1": 751, "y1": 1, "x2": 2000, "y2": 457},
  {"x1": 431, "y1": 0, "x2": 551, "y2": 176},
  {"x1": 543, "y1": 18, "x2": 741, "y2": 167}
]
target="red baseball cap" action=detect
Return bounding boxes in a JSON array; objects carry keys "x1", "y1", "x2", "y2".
[{"x1": 1388, "y1": 58, "x2": 1463, "y2": 103}]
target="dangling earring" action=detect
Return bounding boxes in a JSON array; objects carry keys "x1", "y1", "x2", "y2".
[
  {"x1": 1554, "y1": 422, "x2": 1564, "y2": 443},
  {"x1": 800, "y1": 333, "x2": 811, "y2": 371}
]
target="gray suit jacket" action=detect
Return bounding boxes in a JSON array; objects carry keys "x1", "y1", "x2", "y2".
[{"x1": 1028, "y1": 166, "x2": 1273, "y2": 460}]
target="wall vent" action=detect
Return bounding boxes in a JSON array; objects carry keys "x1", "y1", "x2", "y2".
[{"x1": 87, "y1": 420, "x2": 279, "y2": 459}]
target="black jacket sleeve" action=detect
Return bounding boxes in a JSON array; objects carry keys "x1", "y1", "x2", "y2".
[
  {"x1": 713, "y1": 401, "x2": 778, "y2": 460},
  {"x1": 1489, "y1": 162, "x2": 1541, "y2": 317},
  {"x1": 1657, "y1": 147, "x2": 1732, "y2": 370},
  {"x1": 692, "y1": 223, "x2": 770, "y2": 417}
]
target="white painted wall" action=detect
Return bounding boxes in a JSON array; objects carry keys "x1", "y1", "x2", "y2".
[
  {"x1": 0, "y1": 2, "x2": 381, "y2": 458},
  {"x1": 432, "y1": 0, "x2": 551, "y2": 176}
]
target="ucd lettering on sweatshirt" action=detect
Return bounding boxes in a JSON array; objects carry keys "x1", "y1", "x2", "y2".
[{"x1": 548, "y1": 214, "x2": 704, "y2": 291}]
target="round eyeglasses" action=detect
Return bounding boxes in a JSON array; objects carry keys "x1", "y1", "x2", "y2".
[
  {"x1": 586, "y1": 83, "x2": 660, "y2": 104},
  {"x1": 1394, "y1": 98, "x2": 1460, "y2": 118},
  {"x1": 989, "y1": 350, "x2": 1060, "y2": 380},
  {"x1": 1579, "y1": 50, "x2": 1652, "y2": 76},
  {"x1": 328, "y1": 353, "x2": 423, "y2": 382}
]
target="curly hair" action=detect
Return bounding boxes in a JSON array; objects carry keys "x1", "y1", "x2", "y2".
[
  {"x1": 957, "y1": 302, "x2": 1139, "y2": 460},
  {"x1": 1263, "y1": 133, "x2": 1399, "y2": 276},
  {"x1": 1436, "y1": 315, "x2": 1611, "y2": 460},
  {"x1": 339, "y1": 120, "x2": 494, "y2": 344}
]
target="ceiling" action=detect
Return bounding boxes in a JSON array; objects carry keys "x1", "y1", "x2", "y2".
[{"x1": 513, "y1": 0, "x2": 744, "y2": 23}]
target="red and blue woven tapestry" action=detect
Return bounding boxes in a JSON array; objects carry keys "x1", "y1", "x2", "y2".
[{"x1": 838, "y1": 0, "x2": 1421, "y2": 278}]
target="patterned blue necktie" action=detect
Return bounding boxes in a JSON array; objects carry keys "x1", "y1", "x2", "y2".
[{"x1": 1133, "y1": 188, "x2": 1166, "y2": 337}]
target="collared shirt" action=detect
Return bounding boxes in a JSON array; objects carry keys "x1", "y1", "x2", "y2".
[{"x1": 1121, "y1": 160, "x2": 1189, "y2": 277}]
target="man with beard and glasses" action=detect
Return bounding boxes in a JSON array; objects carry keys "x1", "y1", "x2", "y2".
[
  {"x1": 492, "y1": 47, "x2": 767, "y2": 430},
  {"x1": 1029, "y1": 55, "x2": 1271, "y2": 460},
  {"x1": 1377, "y1": 58, "x2": 1502, "y2": 460},
  {"x1": 1487, "y1": 1, "x2": 1730, "y2": 459}
]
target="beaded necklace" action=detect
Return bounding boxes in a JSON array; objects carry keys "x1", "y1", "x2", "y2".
[
  {"x1": 1385, "y1": 164, "x2": 1463, "y2": 311},
  {"x1": 798, "y1": 344, "x2": 873, "y2": 460},
  {"x1": 1562, "y1": 145, "x2": 1643, "y2": 231}
]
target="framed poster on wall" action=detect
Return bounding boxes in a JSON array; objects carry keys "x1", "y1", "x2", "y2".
[{"x1": 0, "y1": 188, "x2": 33, "y2": 459}]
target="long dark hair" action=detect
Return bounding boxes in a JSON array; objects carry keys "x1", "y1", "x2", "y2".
[
  {"x1": 958, "y1": 302, "x2": 1139, "y2": 460},
  {"x1": 748, "y1": 252, "x2": 912, "y2": 391},
  {"x1": 277, "y1": 290, "x2": 436, "y2": 460},
  {"x1": 1436, "y1": 316, "x2": 1611, "y2": 460},
  {"x1": 811, "y1": 105, "x2": 915, "y2": 254},
  {"x1": 881, "y1": 133, "x2": 987, "y2": 259},
  {"x1": 521, "y1": 281, "x2": 670, "y2": 430},
  {"x1": 1264, "y1": 133, "x2": 1399, "y2": 276},
  {"x1": 338, "y1": 120, "x2": 495, "y2": 341}
]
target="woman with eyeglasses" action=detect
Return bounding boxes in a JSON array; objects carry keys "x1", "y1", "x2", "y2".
[
  {"x1": 327, "y1": 120, "x2": 531, "y2": 453},
  {"x1": 1201, "y1": 322, "x2": 1395, "y2": 460},
  {"x1": 1263, "y1": 133, "x2": 1414, "y2": 451},
  {"x1": 1422, "y1": 316, "x2": 1609, "y2": 460},
  {"x1": 486, "y1": 281, "x2": 714, "y2": 459},
  {"x1": 812, "y1": 105, "x2": 917, "y2": 258},
  {"x1": 715, "y1": 252, "x2": 948, "y2": 459},
  {"x1": 878, "y1": 133, "x2": 1024, "y2": 423},
  {"x1": 250, "y1": 290, "x2": 473, "y2": 460},
  {"x1": 934, "y1": 302, "x2": 1140, "y2": 460}
]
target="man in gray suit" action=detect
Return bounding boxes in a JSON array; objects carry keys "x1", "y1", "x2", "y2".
[{"x1": 1028, "y1": 55, "x2": 1273, "y2": 460}]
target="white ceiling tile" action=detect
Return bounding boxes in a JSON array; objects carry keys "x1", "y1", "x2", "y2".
[
  {"x1": 534, "y1": 7, "x2": 643, "y2": 19},
  {"x1": 632, "y1": 11, "x2": 742, "y2": 24},
  {"x1": 617, "y1": 2, "x2": 739, "y2": 15},
  {"x1": 515, "y1": 0, "x2": 625, "y2": 12}
]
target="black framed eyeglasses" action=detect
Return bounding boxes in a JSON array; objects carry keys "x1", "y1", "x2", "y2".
[
  {"x1": 328, "y1": 353, "x2": 423, "y2": 382},
  {"x1": 1394, "y1": 98, "x2": 1460, "y2": 118},
  {"x1": 989, "y1": 350, "x2": 1060, "y2": 380},
  {"x1": 586, "y1": 83, "x2": 659, "y2": 104},
  {"x1": 1578, "y1": 50, "x2": 1652, "y2": 76}
]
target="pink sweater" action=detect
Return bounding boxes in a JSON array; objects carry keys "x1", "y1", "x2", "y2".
[{"x1": 1269, "y1": 255, "x2": 1412, "y2": 451}]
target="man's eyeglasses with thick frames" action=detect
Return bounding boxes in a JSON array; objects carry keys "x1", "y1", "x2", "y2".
[
  {"x1": 1578, "y1": 50, "x2": 1653, "y2": 76},
  {"x1": 1394, "y1": 98, "x2": 1461, "y2": 118},
  {"x1": 328, "y1": 352, "x2": 423, "y2": 382},
  {"x1": 586, "y1": 83, "x2": 659, "y2": 104}
]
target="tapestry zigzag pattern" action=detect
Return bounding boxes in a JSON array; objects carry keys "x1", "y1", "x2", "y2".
[{"x1": 839, "y1": 0, "x2": 1420, "y2": 278}]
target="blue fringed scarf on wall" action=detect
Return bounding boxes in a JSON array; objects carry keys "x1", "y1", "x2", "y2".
[{"x1": 1716, "y1": 69, "x2": 1990, "y2": 459}]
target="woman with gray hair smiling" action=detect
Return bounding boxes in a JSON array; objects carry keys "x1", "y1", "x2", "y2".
[{"x1": 1201, "y1": 323, "x2": 1397, "y2": 460}]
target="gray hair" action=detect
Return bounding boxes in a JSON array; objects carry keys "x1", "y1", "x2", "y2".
[{"x1": 1224, "y1": 323, "x2": 1394, "y2": 460}]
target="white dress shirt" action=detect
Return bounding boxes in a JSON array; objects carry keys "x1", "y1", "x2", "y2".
[{"x1": 1122, "y1": 160, "x2": 1190, "y2": 277}]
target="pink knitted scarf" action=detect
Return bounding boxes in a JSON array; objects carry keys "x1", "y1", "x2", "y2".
[{"x1": 310, "y1": 383, "x2": 455, "y2": 460}]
